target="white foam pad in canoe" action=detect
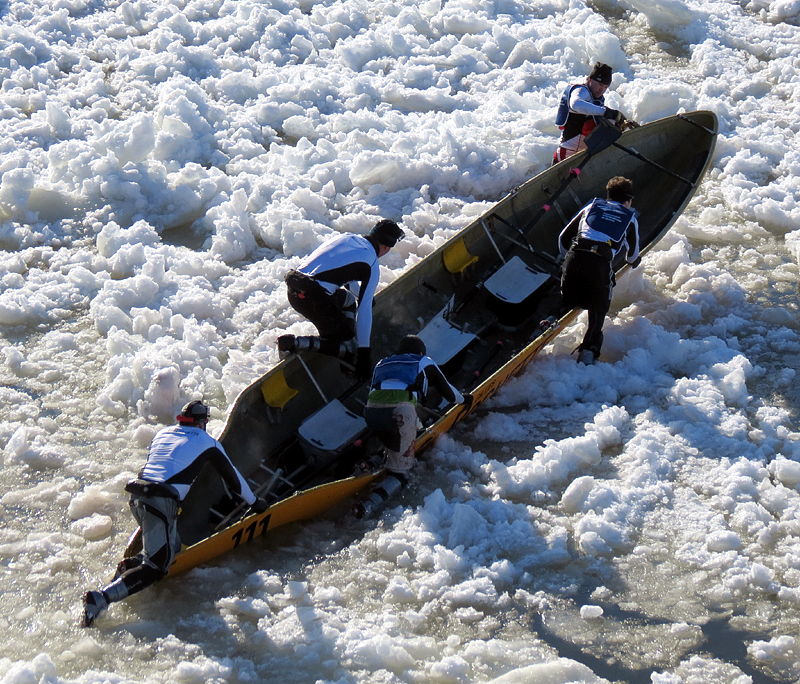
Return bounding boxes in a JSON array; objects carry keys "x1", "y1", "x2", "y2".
[{"x1": 483, "y1": 255, "x2": 550, "y2": 304}]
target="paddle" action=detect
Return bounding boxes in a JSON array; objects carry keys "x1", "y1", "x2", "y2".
[{"x1": 522, "y1": 122, "x2": 622, "y2": 233}]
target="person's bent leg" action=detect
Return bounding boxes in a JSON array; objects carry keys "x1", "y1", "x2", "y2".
[
  {"x1": 355, "y1": 403, "x2": 416, "y2": 519},
  {"x1": 364, "y1": 405, "x2": 402, "y2": 453},
  {"x1": 82, "y1": 495, "x2": 179, "y2": 626},
  {"x1": 317, "y1": 289, "x2": 357, "y2": 359},
  {"x1": 384, "y1": 403, "x2": 419, "y2": 473}
]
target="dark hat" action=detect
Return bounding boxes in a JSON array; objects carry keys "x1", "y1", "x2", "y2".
[
  {"x1": 589, "y1": 62, "x2": 613, "y2": 86},
  {"x1": 398, "y1": 334, "x2": 426, "y2": 356},
  {"x1": 177, "y1": 400, "x2": 210, "y2": 424},
  {"x1": 369, "y1": 219, "x2": 404, "y2": 247}
]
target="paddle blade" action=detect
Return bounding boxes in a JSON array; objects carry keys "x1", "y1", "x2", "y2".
[{"x1": 584, "y1": 123, "x2": 622, "y2": 156}]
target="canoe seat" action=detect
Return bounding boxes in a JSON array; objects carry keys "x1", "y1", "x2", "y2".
[
  {"x1": 442, "y1": 238, "x2": 478, "y2": 275},
  {"x1": 418, "y1": 297, "x2": 478, "y2": 370},
  {"x1": 261, "y1": 370, "x2": 298, "y2": 410},
  {"x1": 484, "y1": 256, "x2": 554, "y2": 329},
  {"x1": 484, "y1": 256, "x2": 550, "y2": 304},
  {"x1": 298, "y1": 399, "x2": 368, "y2": 461}
]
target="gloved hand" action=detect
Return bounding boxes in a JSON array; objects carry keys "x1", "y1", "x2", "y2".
[
  {"x1": 249, "y1": 497, "x2": 269, "y2": 514},
  {"x1": 355, "y1": 347, "x2": 372, "y2": 381},
  {"x1": 629, "y1": 256, "x2": 642, "y2": 269},
  {"x1": 460, "y1": 392, "x2": 474, "y2": 411},
  {"x1": 603, "y1": 107, "x2": 623, "y2": 126}
]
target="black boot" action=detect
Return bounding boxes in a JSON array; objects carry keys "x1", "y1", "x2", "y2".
[
  {"x1": 277, "y1": 335, "x2": 296, "y2": 354},
  {"x1": 80, "y1": 591, "x2": 109, "y2": 627},
  {"x1": 576, "y1": 345, "x2": 600, "y2": 365}
]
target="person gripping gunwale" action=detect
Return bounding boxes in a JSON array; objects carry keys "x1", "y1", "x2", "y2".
[
  {"x1": 279, "y1": 219, "x2": 404, "y2": 381},
  {"x1": 80, "y1": 401, "x2": 267, "y2": 627},
  {"x1": 364, "y1": 335, "x2": 470, "y2": 475},
  {"x1": 553, "y1": 62, "x2": 624, "y2": 164},
  {"x1": 557, "y1": 175, "x2": 641, "y2": 364}
]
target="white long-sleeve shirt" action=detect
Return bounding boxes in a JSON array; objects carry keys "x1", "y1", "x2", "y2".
[
  {"x1": 297, "y1": 233, "x2": 381, "y2": 348},
  {"x1": 140, "y1": 425, "x2": 256, "y2": 504}
]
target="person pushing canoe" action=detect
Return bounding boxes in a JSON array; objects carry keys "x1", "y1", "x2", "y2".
[
  {"x1": 557, "y1": 176, "x2": 641, "y2": 365},
  {"x1": 355, "y1": 335, "x2": 472, "y2": 517},
  {"x1": 80, "y1": 401, "x2": 267, "y2": 627},
  {"x1": 364, "y1": 335, "x2": 472, "y2": 476},
  {"x1": 278, "y1": 219, "x2": 404, "y2": 381}
]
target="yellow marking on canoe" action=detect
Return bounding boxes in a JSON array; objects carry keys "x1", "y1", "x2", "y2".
[{"x1": 167, "y1": 471, "x2": 380, "y2": 576}]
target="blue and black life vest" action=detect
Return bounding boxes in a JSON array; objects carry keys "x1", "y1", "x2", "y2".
[
  {"x1": 555, "y1": 83, "x2": 605, "y2": 140},
  {"x1": 370, "y1": 353, "x2": 426, "y2": 399},
  {"x1": 582, "y1": 199, "x2": 637, "y2": 243}
]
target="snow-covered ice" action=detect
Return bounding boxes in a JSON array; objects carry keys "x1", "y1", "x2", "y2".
[{"x1": 0, "y1": 0, "x2": 798, "y2": 682}]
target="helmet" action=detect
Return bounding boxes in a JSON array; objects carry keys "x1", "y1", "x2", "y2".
[
  {"x1": 398, "y1": 335, "x2": 426, "y2": 356},
  {"x1": 177, "y1": 400, "x2": 210, "y2": 425},
  {"x1": 369, "y1": 219, "x2": 404, "y2": 248}
]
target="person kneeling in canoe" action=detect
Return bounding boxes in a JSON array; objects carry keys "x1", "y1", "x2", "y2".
[
  {"x1": 355, "y1": 335, "x2": 472, "y2": 517},
  {"x1": 80, "y1": 401, "x2": 268, "y2": 627},
  {"x1": 558, "y1": 176, "x2": 641, "y2": 365},
  {"x1": 278, "y1": 219, "x2": 405, "y2": 381}
]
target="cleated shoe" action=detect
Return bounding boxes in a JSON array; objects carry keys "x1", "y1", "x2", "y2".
[
  {"x1": 577, "y1": 349, "x2": 597, "y2": 366},
  {"x1": 80, "y1": 590, "x2": 109, "y2": 627},
  {"x1": 277, "y1": 335, "x2": 296, "y2": 357}
]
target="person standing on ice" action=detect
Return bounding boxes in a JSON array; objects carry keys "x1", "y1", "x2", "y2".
[
  {"x1": 80, "y1": 401, "x2": 267, "y2": 627},
  {"x1": 557, "y1": 176, "x2": 641, "y2": 365},
  {"x1": 362, "y1": 335, "x2": 472, "y2": 483},
  {"x1": 553, "y1": 62, "x2": 627, "y2": 164},
  {"x1": 278, "y1": 219, "x2": 404, "y2": 381}
]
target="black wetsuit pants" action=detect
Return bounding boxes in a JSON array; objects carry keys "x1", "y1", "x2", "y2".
[
  {"x1": 560, "y1": 247, "x2": 614, "y2": 357},
  {"x1": 285, "y1": 270, "x2": 356, "y2": 347},
  {"x1": 114, "y1": 494, "x2": 181, "y2": 598}
]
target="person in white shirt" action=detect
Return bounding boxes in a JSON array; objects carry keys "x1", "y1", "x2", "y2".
[
  {"x1": 278, "y1": 219, "x2": 404, "y2": 380},
  {"x1": 553, "y1": 62, "x2": 625, "y2": 164},
  {"x1": 557, "y1": 176, "x2": 641, "y2": 364},
  {"x1": 80, "y1": 401, "x2": 266, "y2": 627}
]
